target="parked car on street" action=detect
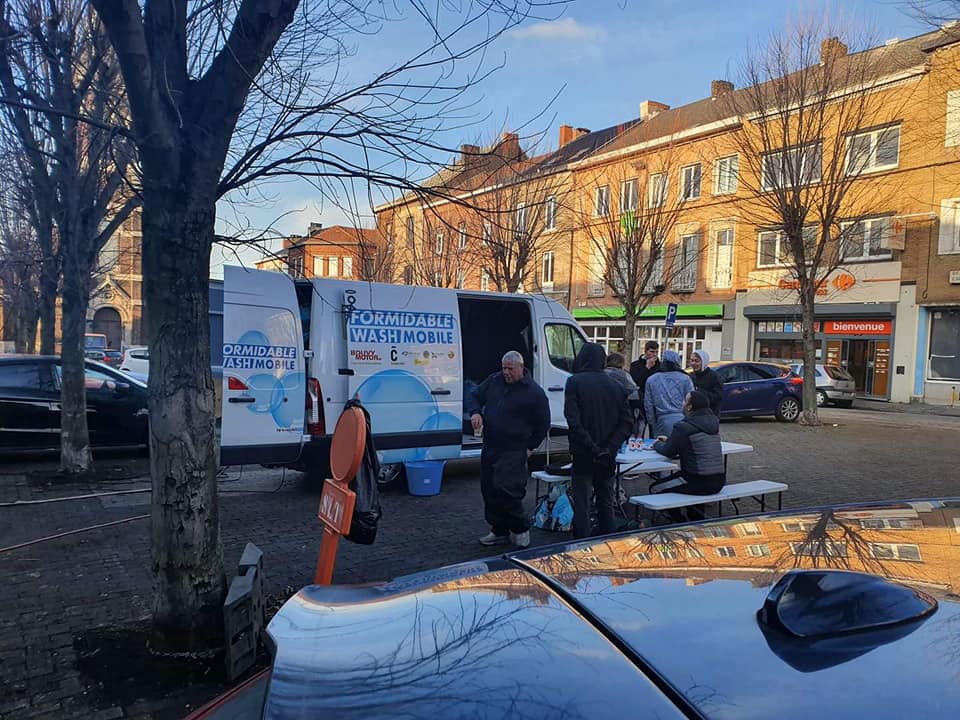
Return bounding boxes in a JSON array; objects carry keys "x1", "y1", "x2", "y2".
[
  {"x1": 120, "y1": 346, "x2": 150, "y2": 377},
  {"x1": 789, "y1": 363, "x2": 856, "y2": 407},
  {"x1": 710, "y1": 360, "x2": 803, "y2": 422},
  {"x1": 0, "y1": 355, "x2": 149, "y2": 453},
  {"x1": 187, "y1": 498, "x2": 960, "y2": 719}
]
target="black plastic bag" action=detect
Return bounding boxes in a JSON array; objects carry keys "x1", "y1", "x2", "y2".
[{"x1": 344, "y1": 399, "x2": 382, "y2": 545}]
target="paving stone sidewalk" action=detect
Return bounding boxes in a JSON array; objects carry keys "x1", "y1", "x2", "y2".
[{"x1": 2, "y1": 412, "x2": 960, "y2": 719}]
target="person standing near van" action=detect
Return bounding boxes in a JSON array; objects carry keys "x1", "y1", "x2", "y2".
[
  {"x1": 466, "y1": 351, "x2": 550, "y2": 549},
  {"x1": 565, "y1": 343, "x2": 634, "y2": 539},
  {"x1": 644, "y1": 350, "x2": 694, "y2": 438}
]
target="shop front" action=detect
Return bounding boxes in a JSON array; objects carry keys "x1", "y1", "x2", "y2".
[
  {"x1": 572, "y1": 303, "x2": 724, "y2": 368},
  {"x1": 915, "y1": 306, "x2": 960, "y2": 405},
  {"x1": 746, "y1": 309, "x2": 896, "y2": 399}
]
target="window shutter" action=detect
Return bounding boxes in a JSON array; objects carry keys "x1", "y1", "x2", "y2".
[
  {"x1": 706, "y1": 230, "x2": 717, "y2": 290},
  {"x1": 947, "y1": 90, "x2": 960, "y2": 147},
  {"x1": 939, "y1": 199, "x2": 959, "y2": 254}
]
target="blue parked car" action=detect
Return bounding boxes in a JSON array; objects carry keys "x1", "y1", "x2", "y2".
[{"x1": 710, "y1": 361, "x2": 803, "y2": 422}]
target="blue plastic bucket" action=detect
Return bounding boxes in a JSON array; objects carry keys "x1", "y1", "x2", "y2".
[{"x1": 404, "y1": 460, "x2": 445, "y2": 496}]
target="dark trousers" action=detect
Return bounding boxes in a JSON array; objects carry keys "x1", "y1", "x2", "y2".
[
  {"x1": 572, "y1": 462, "x2": 617, "y2": 539},
  {"x1": 480, "y1": 447, "x2": 530, "y2": 535}
]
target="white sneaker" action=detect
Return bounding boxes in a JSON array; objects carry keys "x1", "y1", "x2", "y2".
[
  {"x1": 510, "y1": 531, "x2": 530, "y2": 549},
  {"x1": 479, "y1": 532, "x2": 510, "y2": 546}
]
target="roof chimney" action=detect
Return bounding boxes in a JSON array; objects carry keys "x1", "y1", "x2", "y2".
[
  {"x1": 308, "y1": 222, "x2": 323, "y2": 236},
  {"x1": 460, "y1": 143, "x2": 480, "y2": 165},
  {"x1": 559, "y1": 124, "x2": 590, "y2": 148},
  {"x1": 711, "y1": 80, "x2": 734, "y2": 98},
  {"x1": 821, "y1": 37, "x2": 848, "y2": 63},
  {"x1": 497, "y1": 132, "x2": 521, "y2": 161},
  {"x1": 640, "y1": 100, "x2": 670, "y2": 121}
]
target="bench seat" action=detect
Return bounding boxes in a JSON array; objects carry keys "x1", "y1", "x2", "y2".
[{"x1": 628, "y1": 480, "x2": 788, "y2": 516}]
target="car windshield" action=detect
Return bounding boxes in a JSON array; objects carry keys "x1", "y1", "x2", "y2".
[{"x1": 825, "y1": 365, "x2": 854, "y2": 381}]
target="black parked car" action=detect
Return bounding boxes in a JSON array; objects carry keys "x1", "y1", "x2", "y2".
[
  {"x1": 0, "y1": 355, "x2": 148, "y2": 453},
  {"x1": 710, "y1": 361, "x2": 803, "y2": 422},
  {"x1": 187, "y1": 498, "x2": 960, "y2": 719}
]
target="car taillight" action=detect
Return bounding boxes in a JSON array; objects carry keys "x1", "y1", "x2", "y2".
[
  {"x1": 227, "y1": 376, "x2": 249, "y2": 391},
  {"x1": 789, "y1": 377, "x2": 803, "y2": 385},
  {"x1": 306, "y1": 377, "x2": 326, "y2": 436}
]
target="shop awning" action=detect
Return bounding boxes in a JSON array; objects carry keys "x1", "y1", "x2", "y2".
[
  {"x1": 573, "y1": 303, "x2": 724, "y2": 321},
  {"x1": 743, "y1": 303, "x2": 896, "y2": 319}
]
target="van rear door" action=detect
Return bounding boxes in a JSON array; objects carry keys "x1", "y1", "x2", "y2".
[
  {"x1": 540, "y1": 321, "x2": 585, "y2": 422},
  {"x1": 343, "y1": 286, "x2": 462, "y2": 463},
  {"x1": 220, "y1": 266, "x2": 306, "y2": 466}
]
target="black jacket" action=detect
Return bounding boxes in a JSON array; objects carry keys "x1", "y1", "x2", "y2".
[
  {"x1": 692, "y1": 367, "x2": 724, "y2": 417},
  {"x1": 629, "y1": 357, "x2": 660, "y2": 403},
  {"x1": 653, "y1": 408, "x2": 725, "y2": 484},
  {"x1": 465, "y1": 370, "x2": 550, "y2": 451},
  {"x1": 564, "y1": 343, "x2": 633, "y2": 473}
]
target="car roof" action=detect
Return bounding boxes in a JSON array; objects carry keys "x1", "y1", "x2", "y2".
[{"x1": 264, "y1": 499, "x2": 960, "y2": 718}]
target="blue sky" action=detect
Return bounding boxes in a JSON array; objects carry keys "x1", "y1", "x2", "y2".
[{"x1": 210, "y1": 0, "x2": 935, "y2": 276}]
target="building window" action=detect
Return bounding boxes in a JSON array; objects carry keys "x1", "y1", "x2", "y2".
[
  {"x1": 840, "y1": 217, "x2": 893, "y2": 261},
  {"x1": 791, "y1": 540, "x2": 848, "y2": 558},
  {"x1": 342, "y1": 256, "x2": 353, "y2": 278},
  {"x1": 859, "y1": 518, "x2": 922, "y2": 530},
  {"x1": 938, "y1": 199, "x2": 960, "y2": 254},
  {"x1": 713, "y1": 228, "x2": 734, "y2": 289},
  {"x1": 313, "y1": 256, "x2": 325, "y2": 277},
  {"x1": 713, "y1": 155, "x2": 738, "y2": 195},
  {"x1": 642, "y1": 247, "x2": 664, "y2": 294},
  {"x1": 634, "y1": 551, "x2": 650, "y2": 561},
  {"x1": 929, "y1": 308, "x2": 960, "y2": 380},
  {"x1": 681, "y1": 163, "x2": 701, "y2": 201},
  {"x1": 290, "y1": 255, "x2": 304, "y2": 278},
  {"x1": 847, "y1": 125, "x2": 900, "y2": 175},
  {"x1": 480, "y1": 270, "x2": 490, "y2": 292},
  {"x1": 762, "y1": 143, "x2": 822, "y2": 190},
  {"x1": 433, "y1": 271, "x2": 442, "y2": 286},
  {"x1": 702, "y1": 525, "x2": 733, "y2": 538},
  {"x1": 746, "y1": 544, "x2": 771, "y2": 557},
  {"x1": 406, "y1": 217, "x2": 415, "y2": 248},
  {"x1": 588, "y1": 248, "x2": 606, "y2": 297},
  {"x1": 515, "y1": 203, "x2": 528, "y2": 235},
  {"x1": 458, "y1": 222, "x2": 468, "y2": 250},
  {"x1": 594, "y1": 186, "x2": 610, "y2": 217},
  {"x1": 620, "y1": 179, "x2": 638, "y2": 213},
  {"x1": 648, "y1": 173, "x2": 667, "y2": 208},
  {"x1": 456, "y1": 269, "x2": 466, "y2": 288},
  {"x1": 673, "y1": 234, "x2": 698, "y2": 292},
  {"x1": 947, "y1": 89, "x2": 960, "y2": 147},
  {"x1": 541, "y1": 251, "x2": 555, "y2": 289},
  {"x1": 687, "y1": 547, "x2": 705, "y2": 560},
  {"x1": 715, "y1": 546, "x2": 737, "y2": 558},
  {"x1": 870, "y1": 543, "x2": 922, "y2": 562},
  {"x1": 737, "y1": 522, "x2": 763, "y2": 536},
  {"x1": 327, "y1": 256, "x2": 338, "y2": 277},
  {"x1": 757, "y1": 231, "x2": 790, "y2": 268},
  {"x1": 483, "y1": 221, "x2": 492, "y2": 244},
  {"x1": 403, "y1": 265, "x2": 414, "y2": 284},
  {"x1": 435, "y1": 233, "x2": 444, "y2": 256},
  {"x1": 545, "y1": 196, "x2": 557, "y2": 230}
]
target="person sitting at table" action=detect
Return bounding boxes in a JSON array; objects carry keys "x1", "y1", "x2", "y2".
[{"x1": 651, "y1": 390, "x2": 725, "y2": 522}]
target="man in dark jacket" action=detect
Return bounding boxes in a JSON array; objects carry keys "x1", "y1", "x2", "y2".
[
  {"x1": 652, "y1": 390, "x2": 726, "y2": 521},
  {"x1": 690, "y1": 349, "x2": 724, "y2": 417},
  {"x1": 629, "y1": 340, "x2": 661, "y2": 395},
  {"x1": 564, "y1": 343, "x2": 633, "y2": 539},
  {"x1": 466, "y1": 351, "x2": 550, "y2": 549}
]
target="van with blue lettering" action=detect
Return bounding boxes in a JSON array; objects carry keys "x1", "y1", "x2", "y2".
[{"x1": 219, "y1": 266, "x2": 586, "y2": 474}]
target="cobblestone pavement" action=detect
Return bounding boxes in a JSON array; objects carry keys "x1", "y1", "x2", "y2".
[{"x1": 2, "y1": 409, "x2": 960, "y2": 719}]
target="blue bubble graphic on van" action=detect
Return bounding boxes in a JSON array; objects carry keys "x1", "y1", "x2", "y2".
[
  {"x1": 245, "y1": 373, "x2": 285, "y2": 414},
  {"x1": 355, "y1": 370, "x2": 435, "y2": 431},
  {"x1": 271, "y1": 372, "x2": 306, "y2": 428},
  {"x1": 237, "y1": 329, "x2": 271, "y2": 348}
]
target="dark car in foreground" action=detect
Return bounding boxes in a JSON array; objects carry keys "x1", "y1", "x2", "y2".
[
  {"x1": 0, "y1": 355, "x2": 148, "y2": 453},
  {"x1": 190, "y1": 499, "x2": 960, "y2": 719},
  {"x1": 710, "y1": 360, "x2": 803, "y2": 421}
]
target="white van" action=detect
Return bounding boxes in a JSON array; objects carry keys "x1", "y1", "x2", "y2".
[{"x1": 219, "y1": 266, "x2": 586, "y2": 473}]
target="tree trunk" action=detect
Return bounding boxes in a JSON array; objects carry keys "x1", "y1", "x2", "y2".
[
  {"x1": 623, "y1": 308, "x2": 638, "y2": 362},
  {"x1": 59, "y1": 247, "x2": 93, "y2": 474},
  {"x1": 143, "y1": 192, "x2": 225, "y2": 652},
  {"x1": 799, "y1": 283, "x2": 820, "y2": 426}
]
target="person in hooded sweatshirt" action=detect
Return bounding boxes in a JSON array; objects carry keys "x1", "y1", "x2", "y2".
[
  {"x1": 690, "y1": 349, "x2": 724, "y2": 417},
  {"x1": 643, "y1": 349, "x2": 694, "y2": 438},
  {"x1": 564, "y1": 342, "x2": 633, "y2": 539},
  {"x1": 652, "y1": 390, "x2": 726, "y2": 521}
]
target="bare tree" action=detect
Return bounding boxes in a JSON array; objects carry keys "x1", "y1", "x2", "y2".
[
  {"x1": 0, "y1": 174, "x2": 41, "y2": 351},
  {"x1": 728, "y1": 21, "x2": 909, "y2": 424},
  {"x1": 0, "y1": 0, "x2": 139, "y2": 473},
  {"x1": 87, "y1": 0, "x2": 570, "y2": 651},
  {"x1": 579, "y1": 154, "x2": 691, "y2": 358}
]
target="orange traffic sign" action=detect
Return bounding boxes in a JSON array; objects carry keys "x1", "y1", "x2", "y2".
[{"x1": 318, "y1": 479, "x2": 356, "y2": 535}]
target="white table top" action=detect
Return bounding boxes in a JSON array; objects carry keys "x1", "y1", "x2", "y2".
[
  {"x1": 616, "y1": 441, "x2": 753, "y2": 464},
  {"x1": 551, "y1": 419, "x2": 568, "y2": 430}
]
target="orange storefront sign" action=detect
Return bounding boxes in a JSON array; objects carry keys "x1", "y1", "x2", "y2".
[{"x1": 823, "y1": 320, "x2": 891, "y2": 335}]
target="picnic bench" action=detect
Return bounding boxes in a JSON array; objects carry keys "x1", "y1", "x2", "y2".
[{"x1": 628, "y1": 480, "x2": 789, "y2": 523}]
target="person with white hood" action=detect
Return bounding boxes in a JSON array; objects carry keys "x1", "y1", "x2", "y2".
[{"x1": 690, "y1": 349, "x2": 724, "y2": 417}]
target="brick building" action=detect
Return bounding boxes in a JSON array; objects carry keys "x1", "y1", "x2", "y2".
[
  {"x1": 374, "y1": 27, "x2": 960, "y2": 405},
  {"x1": 256, "y1": 223, "x2": 387, "y2": 282}
]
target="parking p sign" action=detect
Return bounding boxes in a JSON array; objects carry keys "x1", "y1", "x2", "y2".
[{"x1": 665, "y1": 303, "x2": 678, "y2": 328}]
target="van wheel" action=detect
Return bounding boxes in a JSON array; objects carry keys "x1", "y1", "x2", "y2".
[{"x1": 775, "y1": 397, "x2": 801, "y2": 422}]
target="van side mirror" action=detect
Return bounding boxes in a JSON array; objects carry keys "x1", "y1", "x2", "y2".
[{"x1": 114, "y1": 382, "x2": 130, "y2": 397}]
